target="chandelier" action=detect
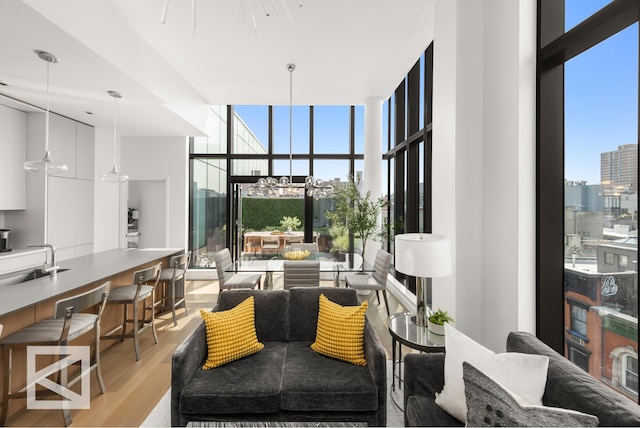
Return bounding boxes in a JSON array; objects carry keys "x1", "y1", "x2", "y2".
[
  {"x1": 247, "y1": 64, "x2": 334, "y2": 199},
  {"x1": 160, "y1": 0, "x2": 303, "y2": 39}
]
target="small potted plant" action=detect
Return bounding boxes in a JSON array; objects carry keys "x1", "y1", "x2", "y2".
[
  {"x1": 427, "y1": 308, "x2": 454, "y2": 336},
  {"x1": 280, "y1": 215, "x2": 301, "y2": 233}
]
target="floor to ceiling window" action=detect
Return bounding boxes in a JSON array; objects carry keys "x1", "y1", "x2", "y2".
[
  {"x1": 189, "y1": 104, "x2": 364, "y2": 267},
  {"x1": 538, "y1": 0, "x2": 638, "y2": 402},
  {"x1": 383, "y1": 43, "x2": 434, "y2": 294}
]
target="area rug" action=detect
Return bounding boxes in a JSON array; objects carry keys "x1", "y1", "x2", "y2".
[{"x1": 142, "y1": 361, "x2": 405, "y2": 427}]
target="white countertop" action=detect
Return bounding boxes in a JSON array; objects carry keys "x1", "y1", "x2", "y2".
[{"x1": 0, "y1": 248, "x2": 182, "y2": 317}]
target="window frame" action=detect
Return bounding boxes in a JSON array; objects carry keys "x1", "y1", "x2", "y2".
[{"x1": 536, "y1": 0, "x2": 640, "y2": 353}]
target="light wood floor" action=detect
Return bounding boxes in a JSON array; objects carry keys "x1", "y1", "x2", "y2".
[{"x1": 4, "y1": 278, "x2": 398, "y2": 427}]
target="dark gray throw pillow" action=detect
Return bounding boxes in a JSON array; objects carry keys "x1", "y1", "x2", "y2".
[{"x1": 462, "y1": 362, "x2": 599, "y2": 427}]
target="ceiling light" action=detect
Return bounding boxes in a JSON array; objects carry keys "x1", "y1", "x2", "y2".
[
  {"x1": 100, "y1": 91, "x2": 129, "y2": 183},
  {"x1": 23, "y1": 51, "x2": 69, "y2": 175},
  {"x1": 247, "y1": 63, "x2": 333, "y2": 199},
  {"x1": 160, "y1": 0, "x2": 302, "y2": 39}
]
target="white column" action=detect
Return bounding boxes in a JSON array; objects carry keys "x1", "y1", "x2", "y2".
[
  {"x1": 363, "y1": 97, "x2": 383, "y2": 266},
  {"x1": 363, "y1": 97, "x2": 383, "y2": 199}
]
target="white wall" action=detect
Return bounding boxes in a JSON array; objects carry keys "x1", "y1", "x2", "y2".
[
  {"x1": 432, "y1": 0, "x2": 536, "y2": 351},
  {"x1": 121, "y1": 137, "x2": 189, "y2": 251}
]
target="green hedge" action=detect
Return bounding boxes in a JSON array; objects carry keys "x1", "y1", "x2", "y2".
[{"x1": 242, "y1": 198, "x2": 305, "y2": 231}]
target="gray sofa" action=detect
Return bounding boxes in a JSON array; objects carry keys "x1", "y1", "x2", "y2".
[
  {"x1": 404, "y1": 331, "x2": 640, "y2": 426},
  {"x1": 171, "y1": 287, "x2": 386, "y2": 427}
]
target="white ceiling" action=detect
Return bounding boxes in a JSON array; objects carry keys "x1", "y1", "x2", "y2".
[{"x1": 0, "y1": 0, "x2": 434, "y2": 137}]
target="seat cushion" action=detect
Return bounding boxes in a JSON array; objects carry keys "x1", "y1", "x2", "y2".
[
  {"x1": 281, "y1": 341, "x2": 378, "y2": 412},
  {"x1": 222, "y1": 273, "x2": 261, "y2": 289},
  {"x1": 107, "y1": 284, "x2": 154, "y2": 302},
  {"x1": 310, "y1": 294, "x2": 368, "y2": 366},
  {"x1": 159, "y1": 268, "x2": 185, "y2": 281},
  {"x1": 345, "y1": 273, "x2": 383, "y2": 290},
  {"x1": 0, "y1": 313, "x2": 98, "y2": 345},
  {"x1": 200, "y1": 296, "x2": 264, "y2": 368},
  {"x1": 180, "y1": 341, "x2": 287, "y2": 415}
]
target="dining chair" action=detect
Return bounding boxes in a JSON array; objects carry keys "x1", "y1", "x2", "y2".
[
  {"x1": 158, "y1": 251, "x2": 191, "y2": 326},
  {"x1": 345, "y1": 249, "x2": 393, "y2": 316},
  {"x1": 283, "y1": 234, "x2": 303, "y2": 247},
  {"x1": 101, "y1": 262, "x2": 163, "y2": 361},
  {"x1": 283, "y1": 260, "x2": 320, "y2": 289},
  {"x1": 213, "y1": 248, "x2": 262, "y2": 300},
  {"x1": 0, "y1": 281, "x2": 111, "y2": 426},
  {"x1": 261, "y1": 235, "x2": 280, "y2": 255}
]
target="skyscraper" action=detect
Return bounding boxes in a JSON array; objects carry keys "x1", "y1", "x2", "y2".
[{"x1": 600, "y1": 144, "x2": 638, "y2": 192}]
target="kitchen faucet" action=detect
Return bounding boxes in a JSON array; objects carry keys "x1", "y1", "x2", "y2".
[{"x1": 27, "y1": 244, "x2": 59, "y2": 279}]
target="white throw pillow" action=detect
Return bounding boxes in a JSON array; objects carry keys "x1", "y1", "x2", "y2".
[{"x1": 434, "y1": 323, "x2": 549, "y2": 423}]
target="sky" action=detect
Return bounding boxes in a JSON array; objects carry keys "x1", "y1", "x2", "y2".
[
  {"x1": 237, "y1": 1, "x2": 638, "y2": 187},
  {"x1": 564, "y1": 0, "x2": 638, "y2": 185}
]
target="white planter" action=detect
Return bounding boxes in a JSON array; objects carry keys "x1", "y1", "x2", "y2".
[{"x1": 427, "y1": 320, "x2": 445, "y2": 336}]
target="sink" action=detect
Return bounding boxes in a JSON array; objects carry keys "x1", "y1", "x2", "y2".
[
  {"x1": 0, "y1": 267, "x2": 70, "y2": 286},
  {"x1": 18, "y1": 268, "x2": 70, "y2": 283}
]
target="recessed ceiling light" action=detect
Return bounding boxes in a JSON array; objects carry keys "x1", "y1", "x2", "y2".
[
  {"x1": 84, "y1": 111, "x2": 93, "y2": 115},
  {"x1": 0, "y1": 81, "x2": 7, "y2": 86}
]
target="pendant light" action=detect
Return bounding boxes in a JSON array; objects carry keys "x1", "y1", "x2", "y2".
[
  {"x1": 23, "y1": 51, "x2": 69, "y2": 175},
  {"x1": 248, "y1": 63, "x2": 333, "y2": 199},
  {"x1": 100, "y1": 91, "x2": 129, "y2": 183}
]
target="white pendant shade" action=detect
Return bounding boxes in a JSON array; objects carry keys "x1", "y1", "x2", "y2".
[
  {"x1": 100, "y1": 165, "x2": 129, "y2": 183},
  {"x1": 101, "y1": 90, "x2": 128, "y2": 183},
  {"x1": 23, "y1": 51, "x2": 68, "y2": 176}
]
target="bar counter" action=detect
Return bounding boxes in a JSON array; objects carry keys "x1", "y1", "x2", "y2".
[{"x1": 0, "y1": 248, "x2": 182, "y2": 317}]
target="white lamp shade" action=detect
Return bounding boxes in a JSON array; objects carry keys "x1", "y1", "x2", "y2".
[{"x1": 395, "y1": 233, "x2": 452, "y2": 278}]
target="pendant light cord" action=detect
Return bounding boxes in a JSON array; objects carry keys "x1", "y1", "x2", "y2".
[
  {"x1": 289, "y1": 63, "x2": 294, "y2": 184},
  {"x1": 44, "y1": 59, "x2": 50, "y2": 153},
  {"x1": 113, "y1": 94, "x2": 118, "y2": 167}
]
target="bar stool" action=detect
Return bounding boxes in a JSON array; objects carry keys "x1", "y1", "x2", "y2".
[
  {"x1": 158, "y1": 251, "x2": 191, "y2": 326},
  {"x1": 101, "y1": 262, "x2": 162, "y2": 361},
  {"x1": 0, "y1": 281, "x2": 111, "y2": 426}
]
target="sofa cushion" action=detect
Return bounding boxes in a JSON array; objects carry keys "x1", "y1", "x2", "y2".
[
  {"x1": 217, "y1": 289, "x2": 289, "y2": 342},
  {"x1": 288, "y1": 287, "x2": 358, "y2": 341},
  {"x1": 200, "y1": 297, "x2": 264, "y2": 368},
  {"x1": 507, "y1": 331, "x2": 640, "y2": 426},
  {"x1": 463, "y1": 362, "x2": 599, "y2": 427},
  {"x1": 179, "y1": 341, "x2": 287, "y2": 415},
  {"x1": 436, "y1": 324, "x2": 549, "y2": 423},
  {"x1": 281, "y1": 341, "x2": 378, "y2": 412},
  {"x1": 405, "y1": 396, "x2": 463, "y2": 427},
  {"x1": 311, "y1": 294, "x2": 368, "y2": 366}
]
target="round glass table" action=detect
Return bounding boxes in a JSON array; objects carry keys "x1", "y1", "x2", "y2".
[{"x1": 388, "y1": 312, "x2": 446, "y2": 409}]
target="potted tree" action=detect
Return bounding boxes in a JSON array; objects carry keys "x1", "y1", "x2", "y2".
[{"x1": 325, "y1": 175, "x2": 387, "y2": 270}]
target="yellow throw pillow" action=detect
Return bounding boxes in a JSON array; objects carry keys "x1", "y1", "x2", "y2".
[
  {"x1": 200, "y1": 296, "x2": 264, "y2": 369},
  {"x1": 311, "y1": 294, "x2": 368, "y2": 366}
]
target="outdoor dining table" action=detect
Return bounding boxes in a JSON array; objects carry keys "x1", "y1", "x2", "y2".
[{"x1": 225, "y1": 253, "x2": 373, "y2": 289}]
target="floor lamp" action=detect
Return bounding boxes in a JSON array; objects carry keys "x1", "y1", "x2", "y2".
[{"x1": 395, "y1": 233, "x2": 452, "y2": 326}]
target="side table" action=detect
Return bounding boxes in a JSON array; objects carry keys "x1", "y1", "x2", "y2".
[{"x1": 388, "y1": 312, "x2": 445, "y2": 410}]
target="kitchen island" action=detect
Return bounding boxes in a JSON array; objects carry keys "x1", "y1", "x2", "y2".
[{"x1": 0, "y1": 248, "x2": 182, "y2": 317}]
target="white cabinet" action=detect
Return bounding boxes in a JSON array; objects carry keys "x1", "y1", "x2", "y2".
[
  {"x1": 4, "y1": 112, "x2": 95, "y2": 258},
  {"x1": 48, "y1": 113, "x2": 77, "y2": 178},
  {"x1": 76, "y1": 123, "x2": 94, "y2": 180},
  {"x1": 0, "y1": 105, "x2": 26, "y2": 210}
]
